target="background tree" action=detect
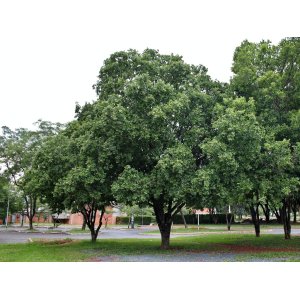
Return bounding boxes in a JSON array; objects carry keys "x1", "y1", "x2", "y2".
[
  {"x1": 0, "y1": 122, "x2": 62, "y2": 229},
  {"x1": 32, "y1": 100, "x2": 133, "y2": 241},
  {"x1": 231, "y1": 38, "x2": 300, "y2": 236}
]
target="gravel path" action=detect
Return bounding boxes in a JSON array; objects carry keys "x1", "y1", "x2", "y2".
[{"x1": 89, "y1": 252, "x2": 300, "y2": 262}]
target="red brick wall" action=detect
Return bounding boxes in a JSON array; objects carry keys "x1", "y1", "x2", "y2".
[
  {"x1": 14, "y1": 210, "x2": 116, "y2": 225},
  {"x1": 69, "y1": 212, "x2": 116, "y2": 225}
]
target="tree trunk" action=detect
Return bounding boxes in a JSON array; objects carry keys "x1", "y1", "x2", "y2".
[
  {"x1": 29, "y1": 216, "x2": 34, "y2": 230},
  {"x1": 82, "y1": 205, "x2": 105, "y2": 242},
  {"x1": 250, "y1": 204, "x2": 260, "y2": 237},
  {"x1": 158, "y1": 222, "x2": 172, "y2": 250},
  {"x1": 271, "y1": 206, "x2": 282, "y2": 223},
  {"x1": 260, "y1": 202, "x2": 270, "y2": 223},
  {"x1": 25, "y1": 195, "x2": 36, "y2": 230},
  {"x1": 180, "y1": 209, "x2": 187, "y2": 229},
  {"x1": 90, "y1": 228, "x2": 97, "y2": 242},
  {"x1": 81, "y1": 218, "x2": 86, "y2": 230},
  {"x1": 291, "y1": 201, "x2": 297, "y2": 224},
  {"x1": 153, "y1": 198, "x2": 174, "y2": 249},
  {"x1": 281, "y1": 199, "x2": 291, "y2": 240},
  {"x1": 226, "y1": 213, "x2": 233, "y2": 231},
  {"x1": 20, "y1": 213, "x2": 24, "y2": 227}
]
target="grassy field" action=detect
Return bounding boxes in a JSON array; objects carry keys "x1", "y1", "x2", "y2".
[
  {"x1": 145, "y1": 223, "x2": 300, "y2": 234},
  {"x1": 0, "y1": 233, "x2": 300, "y2": 262}
]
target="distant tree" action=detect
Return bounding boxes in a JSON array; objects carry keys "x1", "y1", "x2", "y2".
[
  {"x1": 231, "y1": 38, "x2": 300, "y2": 237},
  {"x1": 32, "y1": 100, "x2": 133, "y2": 242},
  {"x1": 0, "y1": 122, "x2": 62, "y2": 229}
]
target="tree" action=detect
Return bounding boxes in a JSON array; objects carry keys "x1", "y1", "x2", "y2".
[
  {"x1": 96, "y1": 49, "x2": 227, "y2": 249},
  {"x1": 231, "y1": 38, "x2": 300, "y2": 237},
  {"x1": 0, "y1": 122, "x2": 62, "y2": 229},
  {"x1": 32, "y1": 101, "x2": 133, "y2": 242}
]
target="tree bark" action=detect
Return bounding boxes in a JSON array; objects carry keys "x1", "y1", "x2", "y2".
[
  {"x1": 270, "y1": 204, "x2": 282, "y2": 223},
  {"x1": 154, "y1": 205, "x2": 172, "y2": 249},
  {"x1": 159, "y1": 222, "x2": 172, "y2": 249},
  {"x1": 25, "y1": 196, "x2": 36, "y2": 230},
  {"x1": 29, "y1": 216, "x2": 34, "y2": 230},
  {"x1": 291, "y1": 201, "x2": 297, "y2": 224},
  {"x1": 281, "y1": 199, "x2": 291, "y2": 239},
  {"x1": 82, "y1": 205, "x2": 105, "y2": 242},
  {"x1": 81, "y1": 218, "x2": 86, "y2": 230},
  {"x1": 153, "y1": 196, "x2": 183, "y2": 249},
  {"x1": 20, "y1": 212, "x2": 24, "y2": 227},
  {"x1": 90, "y1": 228, "x2": 97, "y2": 242},
  {"x1": 260, "y1": 201, "x2": 270, "y2": 223},
  {"x1": 180, "y1": 209, "x2": 188, "y2": 229},
  {"x1": 250, "y1": 204, "x2": 260, "y2": 237},
  {"x1": 226, "y1": 213, "x2": 233, "y2": 231}
]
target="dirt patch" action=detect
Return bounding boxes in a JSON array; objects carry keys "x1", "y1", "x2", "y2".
[
  {"x1": 215, "y1": 243, "x2": 299, "y2": 253},
  {"x1": 85, "y1": 256, "x2": 120, "y2": 262},
  {"x1": 34, "y1": 238, "x2": 74, "y2": 245}
]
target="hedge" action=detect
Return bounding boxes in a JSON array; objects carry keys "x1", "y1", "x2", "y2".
[
  {"x1": 116, "y1": 214, "x2": 233, "y2": 225},
  {"x1": 116, "y1": 216, "x2": 154, "y2": 225},
  {"x1": 172, "y1": 213, "x2": 234, "y2": 224}
]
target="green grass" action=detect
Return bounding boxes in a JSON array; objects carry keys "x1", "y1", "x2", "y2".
[
  {"x1": 145, "y1": 226, "x2": 226, "y2": 234},
  {"x1": 145, "y1": 224, "x2": 262, "y2": 234},
  {"x1": 0, "y1": 233, "x2": 300, "y2": 262}
]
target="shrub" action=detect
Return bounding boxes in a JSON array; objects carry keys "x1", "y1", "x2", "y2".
[
  {"x1": 116, "y1": 216, "x2": 154, "y2": 225},
  {"x1": 172, "y1": 214, "x2": 234, "y2": 224}
]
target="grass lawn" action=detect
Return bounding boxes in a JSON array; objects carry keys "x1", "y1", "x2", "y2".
[
  {"x1": 0, "y1": 234, "x2": 300, "y2": 262},
  {"x1": 145, "y1": 223, "x2": 280, "y2": 234}
]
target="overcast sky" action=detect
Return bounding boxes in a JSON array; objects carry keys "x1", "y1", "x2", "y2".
[{"x1": 0, "y1": 0, "x2": 299, "y2": 130}]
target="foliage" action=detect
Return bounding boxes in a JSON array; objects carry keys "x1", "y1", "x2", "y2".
[
  {"x1": 115, "y1": 216, "x2": 154, "y2": 225},
  {"x1": 172, "y1": 213, "x2": 234, "y2": 224},
  {"x1": 0, "y1": 122, "x2": 62, "y2": 227}
]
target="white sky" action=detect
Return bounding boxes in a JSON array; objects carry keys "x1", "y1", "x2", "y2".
[{"x1": 0, "y1": 0, "x2": 299, "y2": 130}]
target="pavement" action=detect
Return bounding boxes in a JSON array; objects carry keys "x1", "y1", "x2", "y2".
[
  {"x1": 1, "y1": 225, "x2": 300, "y2": 244},
  {"x1": 0, "y1": 225, "x2": 162, "y2": 244}
]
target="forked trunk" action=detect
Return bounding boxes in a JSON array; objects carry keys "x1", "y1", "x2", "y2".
[
  {"x1": 271, "y1": 206, "x2": 282, "y2": 223},
  {"x1": 82, "y1": 206, "x2": 105, "y2": 242},
  {"x1": 153, "y1": 195, "x2": 185, "y2": 249}
]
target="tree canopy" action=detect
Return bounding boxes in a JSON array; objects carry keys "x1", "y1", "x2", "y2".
[{"x1": 3, "y1": 40, "x2": 299, "y2": 246}]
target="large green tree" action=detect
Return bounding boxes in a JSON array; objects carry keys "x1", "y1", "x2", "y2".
[
  {"x1": 231, "y1": 38, "x2": 300, "y2": 237},
  {"x1": 93, "y1": 49, "x2": 227, "y2": 249}
]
